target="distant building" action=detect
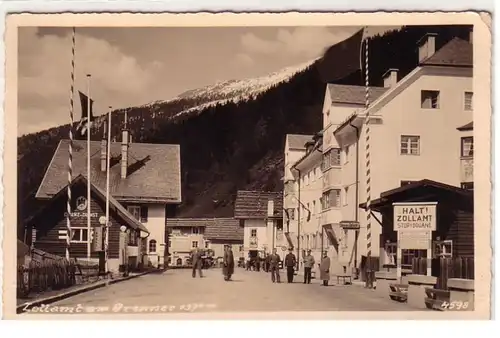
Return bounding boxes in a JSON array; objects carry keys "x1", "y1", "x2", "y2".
[
  {"x1": 31, "y1": 113, "x2": 182, "y2": 271},
  {"x1": 165, "y1": 218, "x2": 208, "y2": 267},
  {"x1": 284, "y1": 133, "x2": 326, "y2": 274},
  {"x1": 234, "y1": 190, "x2": 284, "y2": 260},
  {"x1": 204, "y1": 218, "x2": 244, "y2": 259}
]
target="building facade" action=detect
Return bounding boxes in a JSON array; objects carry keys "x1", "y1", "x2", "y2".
[
  {"x1": 234, "y1": 191, "x2": 285, "y2": 260},
  {"x1": 165, "y1": 218, "x2": 208, "y2": 267},
  {"x1": 284, "y1": 32, "x2": 474, "y2": 277},
  {"x1": 332, "y1": 34, "x2": 473, "y2": 269},
  {"x1": 28, "y1": 175, "x2": 150, "y2": 272},
  {"x1": 33, "y1": 113, "x2": 182, "y2": 271},
  {"x1": 204, "y1": 218, "x2": 244, "y2": 260},
  {"x1": 287, "y1": 134, "x2": 325, "y2": 273}
]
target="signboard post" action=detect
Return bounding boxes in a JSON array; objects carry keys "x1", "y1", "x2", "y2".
[{"x1": 393, "y1": 202, "x2": 437, "y2": 278}]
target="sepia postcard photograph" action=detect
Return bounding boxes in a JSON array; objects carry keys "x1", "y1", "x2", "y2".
[{"x1": 1, "y1": 12, "x2": 492, "y2": 320}]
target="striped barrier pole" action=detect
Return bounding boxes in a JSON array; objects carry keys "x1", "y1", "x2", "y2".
[
  {"x1": 66, "y1": 27, "x2": 76, "y2": 261},
  {"x1": 364, "y1": 31, "x2": 373, "y2": 287}
]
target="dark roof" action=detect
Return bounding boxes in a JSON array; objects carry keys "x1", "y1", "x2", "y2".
[
  {"x1": 327, "y1": 84, "x2": 388, "y2": 105},
  {"x1": 287, "y1": 134, "x2": 314, "y2": 150},
  {"x1": 36, "y1": 140, "x2": 181, "y2": 203},
  {"x1": 166, "y1": 218, "x2": 213, "y2": 228},
  {"x1": 204, "y1": 218, "x2": 243, "y2": 242},
  {"x1": 234, "y1": 191, "x2": 283, "y2": 219},
  {"x1": 30, "y1": 175, "x2": 149, "y2": 233},
  {"x1": 457, "y1": 121, "x2": 473, "y2": 131},
  {"x1": 359, "y1": 179, "x2": 473, "y2": 212},
  {"x1": 421, "y1": 37, "x2": 473, "y2": 67}
]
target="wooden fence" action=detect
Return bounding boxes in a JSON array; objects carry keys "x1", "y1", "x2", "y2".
[
  {"x1": 17, "y1": 250, "x2": 100, "y2": 298},
  {"x1": 411, "y1": 257, "x2": 474, "y2": 289}
]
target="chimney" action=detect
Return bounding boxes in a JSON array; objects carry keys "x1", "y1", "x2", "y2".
[
  {"x1": 121, "y1": 111, "x2": 129, "y2": 179},
  {"x1": 267, "y1": 199, "x2": 274, "y2": 217},
  {"x1": 100, "y1": 120, "x2": 107, "y2": 172},
  {"x1": 382, "y1": 69, "x2": 398, "y2": 88},
  {"x1": 417, "y1": 33, "x2": 438, "y2": 63}
]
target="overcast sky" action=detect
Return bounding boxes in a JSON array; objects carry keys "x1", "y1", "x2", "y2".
[{"x1": 18, "y1": 26, "x2": 392, "y2": 136}]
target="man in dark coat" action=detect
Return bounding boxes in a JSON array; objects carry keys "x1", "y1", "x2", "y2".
[
  {"x1": 191, "y1": 248, "x2": 203, "y2": 278},
  {"x1": 269, "y1": 248, "x2": 281, "y2": 283},
  {"x1": 223, "y1": 245, "x2": 235, "y2": 281},
  {"x1": 284, "y1": 248, "x2": 297, "y2": 283}
]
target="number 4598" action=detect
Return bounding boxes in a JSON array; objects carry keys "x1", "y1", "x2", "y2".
[{"x1": 441, "y1": 301, "x2": 469, "y2": 310}]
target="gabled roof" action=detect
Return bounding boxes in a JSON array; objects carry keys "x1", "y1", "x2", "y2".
[
  {"x1": 234, "y1": 190, "x2": 283, "y2": 219},
  {"x1": 421, "y1": 37, "x2": 473, "y2": 67},
  {"x1": 457, "y1": 121, "x2": 473, "y2": 131},
  {"x1": 327, "y1": 84, "x2": 388, "y2": 105},
  {"x1": 204, "y1": 218, "x2": 243, "y2": 242},
  {"x1": 29, "y1": 175, "x2": 149, "y2": 233},
  {"x1": 166, "y1": 218, "x2": 213, "y2": 228},
  {"x1": 287, "y1": 134, "x2": 314, "y2": 150},
  {"x1": 359, "y1": 179, "x2": 473, "y2": 212},
  {"x1": 36, "y1": 140, "x2": 181, "y2": 203}
]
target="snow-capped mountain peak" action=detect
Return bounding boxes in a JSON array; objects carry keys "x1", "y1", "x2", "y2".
[{"x1": 140, "y1": 58, "x2": 318, "y2": 117}]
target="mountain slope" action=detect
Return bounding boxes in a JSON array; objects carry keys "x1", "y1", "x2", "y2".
[{"x1": 17, "y1": 24, "x2": 472, "y2": 239}]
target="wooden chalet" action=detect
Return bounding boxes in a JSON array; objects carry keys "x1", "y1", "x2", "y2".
[
  {"x1": 30, "y1": 115, "x2": 181, "y2": 270},
  {"x1": 360, "y1": 179, "x2": 474, "y2": 270},
  {"x1": 27, "y1": 175, "x2": 149, "y2": 271}
]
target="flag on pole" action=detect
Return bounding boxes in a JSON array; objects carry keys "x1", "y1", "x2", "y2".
[{"x1": 76, "y1": 91, "x2": 95, "y2": 138}]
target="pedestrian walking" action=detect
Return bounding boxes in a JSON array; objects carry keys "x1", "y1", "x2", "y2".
[
  {"x1": 264, "y1": 253, "x2": 270, "y2": 272},
  {"x1": 284, "y1": 248, "x2": 297, "y2": 283},
  {"x1": 223, "y1": 245, "x2": 235, "y2": 281},
  {"x1": 303, "y1": 249, "x2": 315, "y2": 284},
  {"x1": 255, "y1": 254, "x2": 261, "y2": 272},
  {"x1": 269, "y1": 248, "x2": 281, "y2": 283},
  {"x1": 191, "y1": 248, "x2": 203, "y2": 278},
  {"x1": 319, "y1": 251, "x2": 331, "y2": 286}
]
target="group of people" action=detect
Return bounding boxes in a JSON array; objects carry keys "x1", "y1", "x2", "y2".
[
  {"x1": 191, "y1": 246, "x2": 235, "y2": 281},
  {"x1": 277, "y1": 248, "x2": 331, "y2": 286},
  {"x1": 191, "y1": 246, "x2": 331, "y2": 286}
]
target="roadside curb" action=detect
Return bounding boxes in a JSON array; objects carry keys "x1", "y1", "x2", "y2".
[{"x1": 16, "y1": 269, "x2": 158, "y2": 314}]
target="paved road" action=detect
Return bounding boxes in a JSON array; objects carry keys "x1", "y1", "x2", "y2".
[{"x1": 43, "y1": 268, "x2": 414, "y2": 313}]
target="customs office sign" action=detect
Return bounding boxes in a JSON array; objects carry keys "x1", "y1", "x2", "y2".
[{"x1": 393, "y1": 202, "x2": 437, "y2": 232}]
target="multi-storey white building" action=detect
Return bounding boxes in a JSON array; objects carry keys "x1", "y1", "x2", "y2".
[
  {"x1": 332, "y1": 33, "x2": 473, "y2": 269},
  {"x1": 284, "y1": 32, "x2": 473, "y2": 277}
]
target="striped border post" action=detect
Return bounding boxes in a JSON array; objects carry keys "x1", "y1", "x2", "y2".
[
  {"x1": 364, "y1": 31, "x2": 373, "y2": 287},
  {"x1": 66, "y1": 27, "x2": 76, "y2": 261}
]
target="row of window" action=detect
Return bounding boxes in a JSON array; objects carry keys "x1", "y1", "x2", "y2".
[
  {"x1": 385, "y1": 240, "x2": 453, "y2": 266},
  {"x1": 421, "y1": 90, "x2": 473, "y2": 111},
  {"x1": 399, "y1": 135, "x2": 473, "y2": 157}
]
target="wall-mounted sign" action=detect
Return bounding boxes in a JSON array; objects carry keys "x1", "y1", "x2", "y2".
[
  {"x1": 92, "y1": 226, "x2": 104, "y2": 252},
  {"x1": 340, "y1": 221, "x2": 360, "y2": 230},
  {"x1": 460, "y1": 159, "x2": 473, "y2": 183},
  {"x1": 64, "y1": 212, "x2": 99, "y2": 218},
  {"x1": 76, "y1": 196, "x2": 88, "y2": 211},
  {"x1": 393, "y1": 202, "x2": 437, "y2": 231},
  {"x1": 399, "y1": 230, "x2": 431, "y2": 250},
  {"x1": 249, "y1": 236, "x2": 258, "y2": 248}
]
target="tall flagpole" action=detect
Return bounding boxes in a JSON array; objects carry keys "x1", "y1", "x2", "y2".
[
  {"x1": 105, "y1": 106, "x2": 112, "y2": 273},
  {"x1": 66, "y1": 27, "x2": 76, "y2": 261},
  {"x1": 363, "y1": 28, "x2": 373, "y2": 287},
  {"x1": 87, "y1": 74, "x2": 92, "y2": 261}
]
